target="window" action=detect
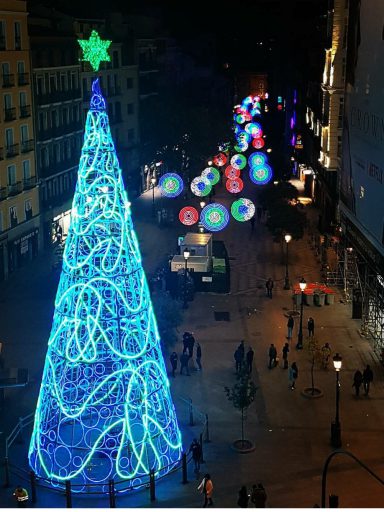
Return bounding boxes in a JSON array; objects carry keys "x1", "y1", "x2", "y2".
[
  {"x1": 7, "y1": 164, "x2": 16, "y2": 185},
  {"x1": 126, "y1": 77, "x2": 133, "y2": 89},
  {"x1": 20, "y1": 125, "x2": 28, "y2": 143},
  {"x1": 4, "y1": 93, "x2": 12, "y2": 109},
  {"x1": 41, "y1": 147, "x2": 49, "y2": 168},
  {"x1": 17, "y1": 61, "x2": 25, "y2": 74},
  {"x1": 49, "y1": 74, "x2": 56, "y2": 92},
  {"x1": 25, "y1": 199, "x2": 32, "y2": 220},
  {"x1": 14, "y1": 21, "x2": 21, "y2": 50},
  {"x1": 22, "y1": 160, "x2": 30, "y2": 180},
  {"x1": 36, "y1": 76, "x2": 44, "y2": 95},
  {"x1": 5, "y1": 128, "x2": 13, "y2": 147},
  {"x1": 62, "y1": 107, "x2": 68, "y2": 124},
  {"x1": 2, "y1": 62, "x2": 10, "y2": 80},
  {"x1": 127, "y1": 128, "x2": 135, "y2": 142},
  {"x1": 115, "y1": 102, "x2": 121, "y2": 121},
  {"x1": 51, "y1": 110, "x2": 58, "y2": 128},
  {"x1": 9, "y1": 206, "x2": 18, "y2": 227},
  {"x1": 113, "y1": 50, "x2": 119, "y2": 68},
  {"x1": 127, "y1": 103, "x2": 134, "y2": 115},
  {"x1": 19, "y1": 91, "x2": 27, "y2": 107},
  {"x1": 60, "y1": 73, "x2": 67, "y2": 91},
  {"x1": 337, "y1": 136, "x2": 342, "y2": 157},
  {"x1": 0, "y1": 21, "x2": 5, "y2": 50}
]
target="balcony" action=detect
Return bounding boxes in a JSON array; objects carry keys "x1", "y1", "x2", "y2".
[
  {"x1": 7, "y1": 181, "x2": 22, "y2": 196},
  {"x1": 23, "y1": 176, "x2": 37, "y2": 190},
  {"x1": 20, "y1": 104, "x2": 31, "y2": 118},
  {"x1": 6, "y1": 143, "x2": 19, "y2": 158},
  {"x1": 2, "y1": 74, "x2": 15, "y2": 88},
  {"x1": 36, "y1": 88, "x2": 82, "y2": 105},
  {"x1": 4, "y1": 107, "x2": 16, "y2": 122},
  {"x1": 0, "y1": 187, "x2": 7, "y2": 200},
  {"x1": 21, "y1": 139, "x2": 34, "y2": 153},
  {"x1": 18, "y1": 72, "x2": 29, "y2": 86}
]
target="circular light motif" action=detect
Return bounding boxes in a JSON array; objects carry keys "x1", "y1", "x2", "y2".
[
  {"x1": 201, "y1": 167, "x2": 220, "y2": 186},
  {"x1": 236, "y1": 130, "x2": 251, "y2": 144},
  {"x1": 242, "y1": 96, "x2": 253, "y2": 106},
  {"x1": 248, "y1": 152, "x2": 267, "y2": 169},
  {"x1": 226, "y1": 177, "x2": 244, "y2": 194},
  {"x1": 234, "y1": 140, "x2": 249, "y2": 153},
  {"x1": 249, "y1": 164, "x2": 273, "y2": 185},
  {"x1": 212, "y1": 153, "x2": 228, "y2": 167},
  {"x1": 236, "y1": 114, "x2": 246, "y2": 124},
  {"x1": 231, "y1": 154, "x2": 247, "y2": 170},
  {"x1": 158, "y1": 173, "x2": 183, "y2": 198},
  {"x1": 225, "y1": 165, "x2": 240, "y2": 179},
  {"x1": 252, "y1": 137, "x2": 265, "y2": 149},
  {"x1": 231, "y1": 198, "x2": 256, "y2": 222},
  {"x1": 190, "y1": 176, "x2": 212, "y2": 197},
  {"x1": 250, "y1": 108, "x2": 261, "y2": 117},
  {"x1": 179, "y1": 206, "x2": 199, "y2": 226},
  {"x1": 200, "y1": 203, "x2": 229, "y2": 232},
  {"x1": 245, "y1": 122, "x2": 263, "y2": 138},
  {"x1": 235, "y1": 106, "x2": 247, "y2": 114}
]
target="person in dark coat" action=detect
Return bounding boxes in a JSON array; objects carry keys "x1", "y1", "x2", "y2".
[
  {"x1": 265, "y1": 278, "x2": 274, "y2": 298},
  {"x1": 308, "y1": 317, "x2": 315, "y2": 337},
  {"x1": 170, "y1": 352, "x2": 178, "y2": 377},
  {"x1": 196, "y1": 342, "x2": 202, "y2": 370},
  {"x1": 238, "y1": 340, "x2": 245, "y2": 361},
  {"x1": 268, "y1": 344, "x2": 277, "y2": 369},
  {"x1": 250, "y1": 483, "x2": 267, "y2": 507},
  {"x1": 352, "y1": 369, "x2": 363, "y2": 396},
  {"x1": 234, "y1": 348, "x2": 242, "y2": 373},
  {"x1": 282, "y1": 342, "x2": 289, "y2": 369},
  {"x1": 246, "y1": 347, "x2": 254, "y2": 373},
  {"x1": 189, "y1": 438, "x2": 202, "y2": 472},
  {"x1": 237, "y1": 485, "x2": 249, "y2": 508},
  {"x1": 287, "y1": 315, "x2": 294, "y2": 339},
  {"x1": 362, "y1": 365, "x2": 373, "y2": 396},
  {"x1": 188, "y1": 333, "x2": 195, "y2": 358},
  {"x1": 180, "y1": 351, "x2": 190, "y2": 376},
  {"x1": 183, "y1": 332, "x2": 191, "y2": 353}
]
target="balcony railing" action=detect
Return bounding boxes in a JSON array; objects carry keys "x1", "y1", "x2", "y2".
[
  {"x1": 7, "y1": 181, "x2": 22, "y2": 196},
  {"x1": 0, "y1": 187, "x2": 7, "y2": 200},
  {"x1": 18, "y1": 72, "x2": 29, "y2": 86},
  {"x1": 4, "y1": 107, "x2": 16, "y2": 122},
  {"x1": 36, "y1": 88, "x2": 81, "y2": 105},
  {"x1": 21, "y1": 139, "x2": 34, "y2": 153},
  {"x1": 6, "y1": 143, "x2": 19, "y2": 158},
  {"x1": 2, "y1": 74, "x2": 15, "y2": 88},
  {"x1": 23, "y1": 176, "x2": 37, "y2": 190},
  {"x1": 20, "y1": 105, "x2": 31, "y2": 118}
]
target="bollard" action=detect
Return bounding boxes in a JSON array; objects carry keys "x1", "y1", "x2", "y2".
[
  {"x1": 30, "y1": 471, "x2": 37, "y2": 504},
  {"x1": 65, "y1": 480, "x2": 72, "y2": 508},
  {"x1": 4, "y1": 457, "x2": 10, "y2": 488},
  {"x1": 199, "y1": 433, "x2": 205, "y2": 464},
  {"x1": 181, "y1": 452, "x2": 188, "y2": 484},
  {"x1": 189, "y1": 399, "x2": 194, "y2": 426},
  {"x1": 108, "y1": 479, "x2": 116, "y2": 508},
  {"x1": 204, "y1": 414, "x2": 211, "y2": 443},
  {"x1": 18, "y1": 417, "x2": 24, "y2": 444},
  {"x1": 149, "y1": 469, "x2": 156, "y2": 502}
]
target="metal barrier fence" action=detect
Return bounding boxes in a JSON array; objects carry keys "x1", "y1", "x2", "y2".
[{"x1": 3, "y1": 395, "x2": 209, "y2": 507}]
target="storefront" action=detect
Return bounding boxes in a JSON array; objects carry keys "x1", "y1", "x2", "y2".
[{"x1": 8, "y1": 227, "x2": 39, "y2": 274}]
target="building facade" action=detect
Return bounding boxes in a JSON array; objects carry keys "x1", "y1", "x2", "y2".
[{"x1": 0, "y1": 0, "x2": 39, "y2": 281}]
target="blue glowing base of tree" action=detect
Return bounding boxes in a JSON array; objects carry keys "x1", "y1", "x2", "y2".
[{"x1": 28, "y1": 79, "x2": 182, "y2": 493}]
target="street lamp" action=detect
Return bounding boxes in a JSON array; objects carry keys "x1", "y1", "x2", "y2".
[
  {"x1": 151, "y1": 177, "x2": 156, "y2": 217},
  {"x1": 331, "y1": 353, "x2": 342, "y2": 448},
  {"x1": 296, "y1": 277, "x2": 307, "y2": 349},
  {"x1": 183, "y1": 248, "x2": 190, "y2": 309},
  {"x1": 284, "y1": 234, "x2": 292, "y2": 290}
]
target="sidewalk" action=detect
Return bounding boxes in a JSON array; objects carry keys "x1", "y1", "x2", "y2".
[{"x1": 1, "y1": 179, "x2": 384, "y2": 508}]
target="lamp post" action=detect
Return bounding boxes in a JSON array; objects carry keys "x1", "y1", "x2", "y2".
[
  {"x1": 284, "y1": 234, "x2": 292, "y2": 290},
  {"x1": 296, "y1": 277, "x2": 307, "y2": 349},
  {"x1": 151, "y1": 177, "x2": 156, "y2": 217},
  {"x1": 331, "y1": 353, "x2": 342, "y2": 448},
  {"x1": 183, "y1": 248, "x2": 190, "y2": 309}
]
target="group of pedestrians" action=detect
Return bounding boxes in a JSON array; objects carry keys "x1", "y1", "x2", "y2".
[
  {"x1": 234, "y1": 340, "x2": 254, "y2": 374},
  {"x1": 169, "y1": 331, "x2": 202, "y2": 377},
  {"x1": 286, "y1": 315, "x2": 315, "y2": 340},
  {"x1": 352, "y1": 365, "x2": 373, "y2": 397},
  {"x1": 237, "y1": 483, "x2": 267, "y2": 508}
]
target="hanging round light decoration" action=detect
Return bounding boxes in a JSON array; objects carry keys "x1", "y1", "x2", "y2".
[
  {"x1": 231, "y1": 198, "x2": 256, "y2": 222},
  {"x1": 234, "y1": 140, "x2": 248, "y2": 153},
  {"x1": 190, "y1": 176, "x2": 212, "y2": 197},
  {"x1": 236, "y1": 130, "x2": 251, "y2": 144},
  {"x1": 212, "y1": 153, "x2": 228, "y2": 167},
  {"x1": 252, "y1": 137, "x2": 265, "y2": 149},
  {"x1": 249, "y1": 164, "x2": 273, "y2": 185},
  {"x1": 245, "y1": 122, "x2": 263, "y2": 138},
  {"x1": 200, "y1": 203, "x2": 229, "y2": 232},
  {"x1": 231, "y1": 154, "x2": 247, "y2": 170},
  {"x1": 226, "y1": 177, "x2": 244, "y2": 194},
  {"x1": 248, "y1": 152, "x2": 267, "y2": 169},
  {"x1": 243, "y1": 112, "x2": 253, "y2": 122},
  {"x1": 158, "y1": 173, "x2": 184, "y2": 198},
  {"x1": 235, "y1": 114, "x2": 246, "y2": 124},
  {"x1": 250, "y1": 108, "x2": 261, "y2": 117},
  {"x1": 202, "y1": 167, "x2": 220, "y2": 185},
  {"x1": 242, "y1": 96, "x2": 253, "y2": 106},
  {"x1": 225, "y1": 165, "x2": 240, "y2": 179},
  {"x1": 179, "y1": 206, "x2": 199, "y2": 226}
]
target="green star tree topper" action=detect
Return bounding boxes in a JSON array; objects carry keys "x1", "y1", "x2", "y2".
[{"x1": 78, "y1": 30, "x2": 112, "y2": 72}]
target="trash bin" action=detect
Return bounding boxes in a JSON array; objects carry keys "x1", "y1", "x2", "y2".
[
  {"x1": 304, "y1": 293, "x2": 314, "y2": 306},
  {"x1": 326, "y1": 293, "x2": 335, "y2": 305},
  {"x1": 293, "y1": 293, "x2": 302, "y2": 308},
  {"x1": 318, "y1": 293, "x2": 326, "y2": 306},
  {"x1": 314, "y1": 293, "x2": 320, "y2": 306}
]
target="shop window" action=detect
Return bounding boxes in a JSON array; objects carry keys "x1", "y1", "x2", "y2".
[{"x1": 9, "y1": 206, "x2": 18, "y2": 228}]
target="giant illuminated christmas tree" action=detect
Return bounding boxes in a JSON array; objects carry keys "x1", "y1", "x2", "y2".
[{"x1": 29, "y1": 32, "x2": 182, "y2": 493}]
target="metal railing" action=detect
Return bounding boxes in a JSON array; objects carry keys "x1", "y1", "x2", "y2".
[
  {"x1": 4, "y1": 107, "x2": 16, "y2": 121},
  {"x1": 6, "y1": 143, "x2": 19, "y2": 158},
  {"x1": 21, "y1": 139, "x2": 34, "y2": 153},
  {"x1": 20, "y1": 105, "x2": 31, "y2": 118},
  {"x1": 18, "y1": 73, "x2": 29, "y2": 86},
  {"x1": 2, "y1": 74, "x2": 15, "y2": 88}
]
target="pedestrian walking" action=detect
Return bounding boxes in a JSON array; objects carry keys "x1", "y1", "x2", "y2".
[
  {"x1": 246, "y1": 347, "x2": 254, "y2": 373},
  {"x1": 170, "y1": 351, "x2": 178, "y2": 377},
  {"x1": 287, "y1": 315, "x2": 294, "y2": 339},
  {"x1": 182, "y1": 332, "x2": 191, "y2": 353},
  {"x1": 321, "y1": 342, "x2": 331, "y2": 369},
  {"x1": 238, "y1": 340, "x2": 245, "y2": 361},
  {"x1": 234, "y1": 348, "x2": 242, "y2": 373},
  {"x1": 198, "y1": 473, "x2": 214, "y2": 507},
  {"x1": 307, "y1": 317, "x2": 315, "y2": 337},
  {"x1": 282, "y1": 342, "x2": 289, "y2": 369},
  {"x1": 188, "y1": 333, "x2": 195, "y2": 358},
  {"x1": 180, "y1": 351, "x2": 190, "y2": 376},
  {"x1": 362, "y1": 364, "x2": 373, "y2": 396},
  {"x1": 13, "y1": 486, "x2": 29, "y2": 508},
  {"x1": 289, "y1": 362, "x2": 298, "y2": 389},
  {"x1": 352, "y1": 369, "x2": 363, "y2": 397},
  {"x1": 268, "y1": 343, "x2": 277, "y2": 369},
  {"x1": 189, "y1": 438, "x2": 202, "y2": 472},
  {"x1": 196, "y1": 342, "x2": 202, "y2": 371},
  {"x1": 265, "y1": 278, "x2": 274, "y2": 298},
  {"x1": 237, "y1": 485, "x2": 249, "y2": 508},
  {"x1": 250, "y1": 483, "x2": 267, "y2": 507}
]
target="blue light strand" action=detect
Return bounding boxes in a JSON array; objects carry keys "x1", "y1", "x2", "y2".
[{"x1": 28, "y1": 78, "x2": 182, "y2": 493}]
